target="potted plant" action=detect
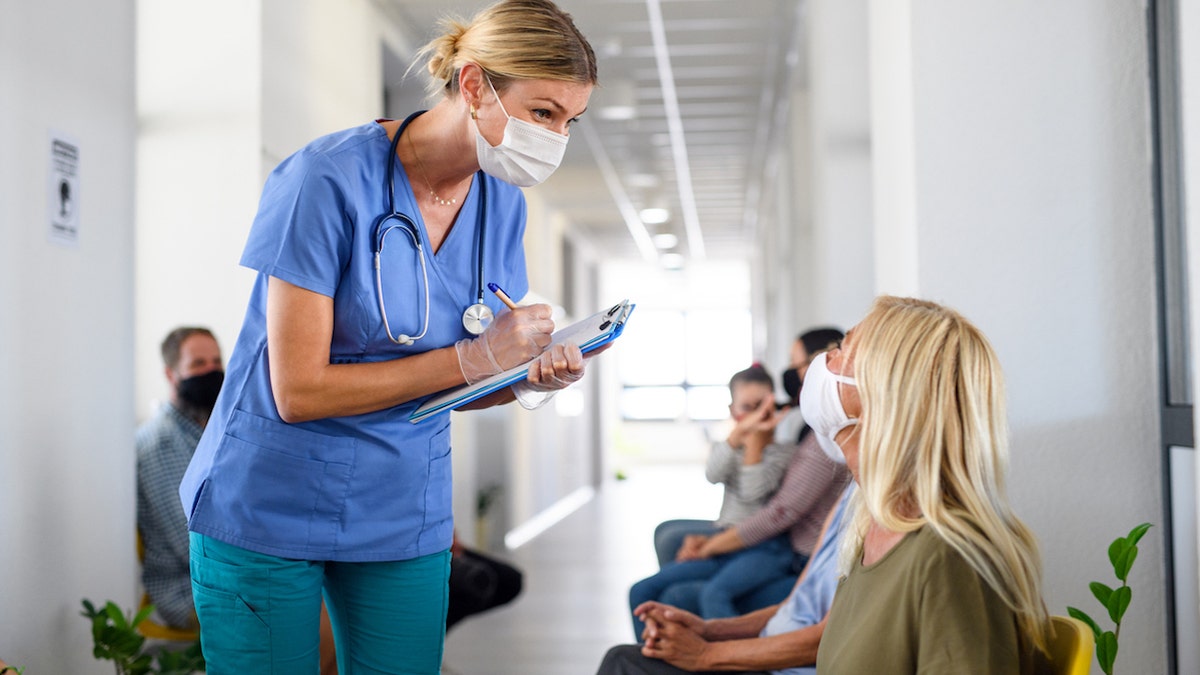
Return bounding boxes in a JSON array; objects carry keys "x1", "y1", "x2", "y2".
[
  {"x1": 1066, "y1": 522, "x2": 1152, "y2": 675},
  {"x1": 80, "y1": 599, "x2": 205, "y2": 675}
]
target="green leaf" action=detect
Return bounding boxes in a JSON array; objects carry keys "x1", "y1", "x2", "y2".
[
  {"x1": 1126, "y1": 522, "x2": 1152, "y2": 547},
  {"x1": 104, "y1": 601, "x2": 127, "y2": 629},
  {"x1": 116, "y1": 629, "x2": 146, "y2": 654},
  {"x1": 1114, "y1": 544, "x2": 1139, "y2": 582},
  {"x1": 1090, "y1": 581, "x2": 1115, "y2": 608},
  {"x1": 1097, "y1": 630, "x2": 1118, "y2": 675},
  {"x1": 1107, "y1": 585, "x2": 1132, "y2": 624},
  {"x1": 1108, "y1": 537, "x2": 1129, "y2": 574},
  {"x1": 1067, "y1": 606, "x2": 1102, "y2": 641},
  {"x1": 131, "y1": 604, "x2": 154, "y2": 628}
]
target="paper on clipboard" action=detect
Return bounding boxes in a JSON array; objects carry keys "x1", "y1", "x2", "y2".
[{"x1": 409, "y1": 299, "x2": 634, "y2": 423}]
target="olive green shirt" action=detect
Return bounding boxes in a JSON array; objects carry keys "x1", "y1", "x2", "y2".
[{"x1": 816, "y1": 525, "x2": 1037, "y2": 674}]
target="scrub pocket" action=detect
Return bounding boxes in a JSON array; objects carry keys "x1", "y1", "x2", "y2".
[
  {"x1": 190, "y1": 533, "x2": 325, "y2": 674},
  {"x1": 189, "y1": 534, "x2": 273, "y2": 669},
  {"x1": 219, "y1": 409, "x2": 356, "y2": 549}
]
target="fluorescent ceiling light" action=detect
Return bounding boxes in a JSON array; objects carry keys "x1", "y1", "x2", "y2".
[
  {"x1": 652, "y1": 233, "x2": 678, "y2": 249},
  {"x1": 598, "y1": 105, "x2": 637, "y2": 121},
  {"x1": 646, "y1": 0, "x2": 706, "y2": 260},
  {"x1": 640, "y1": 207, "x2": 670, "y2": 224},
  {"x1": 626, "y1": 173, "x2": 659, "y2": 188}
]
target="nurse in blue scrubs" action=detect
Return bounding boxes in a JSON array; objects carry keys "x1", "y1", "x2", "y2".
[{"x1": 177, "y1": 1, "x2": 598, "y2": 672}]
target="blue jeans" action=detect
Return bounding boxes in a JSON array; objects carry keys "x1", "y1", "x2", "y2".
[
  {"x1": 190, "y1": 533, "x2": 450, "y2": 674},
  {"x1": 652, "y1": 519, "x2": 722, "y2": 568},
  {"x1": 628, "y1": 534, "x2": 801, "y2": 640}
]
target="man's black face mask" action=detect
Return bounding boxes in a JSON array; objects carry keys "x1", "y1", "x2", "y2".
[{"x1": 178, "y1": 370, "x2": 224, "y2": 411}]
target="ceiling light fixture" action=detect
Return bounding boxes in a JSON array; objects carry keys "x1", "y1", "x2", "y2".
[
  {"x1": 639, "y1": 207, "x2": 670, "y2": 224},
  {"x1": 598, "y1": 105, "x2": 637, "y2": 121},
  {"x1": 652, "y1": 233, "x2": 678, "y2": 250},
  {"x1": 645, "y1": 0, "x2": 706, "y2": 261}
]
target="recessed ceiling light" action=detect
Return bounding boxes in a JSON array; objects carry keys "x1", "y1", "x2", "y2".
[
  {"x1": 640, "y1": 207, "x2": 670, "y2": 224},
  {"x1": 625, "y1": 173, "x2": 659, "y2": 188},
  {"x1": 652, "y1": 233, "x2": 678, "y2": 249},
  {"x1": 598, "y1": 105, "x2": 636, "y2": 121}
]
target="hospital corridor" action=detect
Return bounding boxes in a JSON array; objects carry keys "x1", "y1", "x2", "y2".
[{"x1": 3, "y1": 0, "x2": 1200, "y2": 673}]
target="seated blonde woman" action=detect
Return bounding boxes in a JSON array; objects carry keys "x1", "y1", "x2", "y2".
[{"x1": 805, "y1": 296, "x2": 1051, "y2": 673}]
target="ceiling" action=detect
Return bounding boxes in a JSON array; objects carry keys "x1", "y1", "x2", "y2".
[{"x1": 380, "y1": 0, "x2": 805, "y2": 264}]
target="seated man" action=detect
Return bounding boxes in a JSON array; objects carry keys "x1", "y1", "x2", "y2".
[
  {"x1": 597, "y1": 484, "x2": 853, "y2": 675},
  {"x1": 137, "y1": 326, "x2": 224, "y2": 629}
]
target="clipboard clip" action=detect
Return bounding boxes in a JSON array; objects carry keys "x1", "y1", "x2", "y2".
[{"x1": 600, "y1": 299, "x2": 632, "y2": 331}]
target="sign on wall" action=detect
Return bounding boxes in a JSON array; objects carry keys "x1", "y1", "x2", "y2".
[{"x1": 48, "y1": 131, "x2": 80, "y2": 246}]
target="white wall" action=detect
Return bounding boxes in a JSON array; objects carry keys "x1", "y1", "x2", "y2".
[
  {"x1": 0, "y1": 0, "x2": 137, "y2": 672},
  {"x1": 806, "y1": 0, "x2": 875, "y2": 328},
  {"x1": 868, "y1": 0, "x2": 1167, "y2": 671},
  {"x1": 136, "y1": 0, "x2": 387, "y2": 420},
  {"x1": 136, "y1": 0, "x2": 263, "y2": 416}
]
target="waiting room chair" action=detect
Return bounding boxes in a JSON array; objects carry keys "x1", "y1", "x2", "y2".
[
  {"x1": 136, "y1": 529, "x2": 200, "y2": 643},
  {"x1": 1045, "y1": 615, "x2": 1094, "y2": 675}
]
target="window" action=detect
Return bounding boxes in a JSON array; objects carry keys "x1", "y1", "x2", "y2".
[{"x1": 618, "y1": 308, "x2": 752, "y2": 421}]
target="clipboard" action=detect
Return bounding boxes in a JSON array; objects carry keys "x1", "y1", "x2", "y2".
[{"x1": 409, "y1": 299, "x2": 635, "y2": 423}]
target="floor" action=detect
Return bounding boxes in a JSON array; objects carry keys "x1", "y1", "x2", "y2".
[{"x1": 442, "y1": 463, "x2": 721, "y2": 675}]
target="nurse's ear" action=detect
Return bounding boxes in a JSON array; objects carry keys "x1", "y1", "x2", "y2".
[{"x1": 458, "y1": 63, "x2": 486, "y2": 116}]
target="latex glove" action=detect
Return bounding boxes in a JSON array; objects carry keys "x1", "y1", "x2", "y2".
[
  {"x1": 511, "y1": 342, "x2": 587, "y2": 409},
  {"x1": 455, "y1": 304, "x2": 554, "y2": 385}
]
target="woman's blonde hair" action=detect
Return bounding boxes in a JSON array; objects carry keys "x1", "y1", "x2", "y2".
[
  {"x1": 415, "y1": 0, "x2": 597, "y2": 98},
  {"x1": 841, "y1": 295, "x2": 1050, "y2": 652}
]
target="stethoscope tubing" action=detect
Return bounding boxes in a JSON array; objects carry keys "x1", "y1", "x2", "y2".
[{"x1": 374, "y1": 112, "x2": 489, "y2": 345}]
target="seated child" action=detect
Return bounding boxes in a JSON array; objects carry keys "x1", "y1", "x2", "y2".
[{"x1": 652, "y1": 364, "x2": 795, "y2": 567}]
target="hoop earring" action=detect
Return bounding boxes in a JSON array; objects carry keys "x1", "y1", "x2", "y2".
[{"x1": 470, "y1": 104, "x2": 477, "y2": 120}]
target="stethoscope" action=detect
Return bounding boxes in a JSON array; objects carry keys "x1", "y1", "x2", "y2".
[{"x1": 374, "y1": 113, "x2": 492, "y2": 345}]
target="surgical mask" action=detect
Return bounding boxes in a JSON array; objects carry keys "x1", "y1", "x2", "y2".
[
  {"x1": 177, "y1": 370, "x2": 224, "y2": 411},
  {"x1": 799, "y1": 352, "x2": 856, "y2": 463},
  {"x1": 474, "y1": 77, "x2": 568, "y2": 187},
  {"x1": 782, "y1": 366, "x2": 802, "y2": 404}
]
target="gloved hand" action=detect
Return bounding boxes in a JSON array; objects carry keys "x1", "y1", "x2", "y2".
[
  {"x1": 511, "y1": 342, "x2": 588, "y2": 409},
  {"x1": 455, "y1": 304, "x2": 554, "y2": 385}
]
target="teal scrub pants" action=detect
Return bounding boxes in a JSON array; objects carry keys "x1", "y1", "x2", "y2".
[{"x1": 189, "y1": 532, "x2": 450, "y2": 674}]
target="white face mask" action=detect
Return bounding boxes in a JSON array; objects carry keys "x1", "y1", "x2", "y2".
[
  {"x1": 474, "y1": 77, "x2": 568, "y2": 187},
  {"x1": 800, "y1": 352, "x2": 858, "y2": 463}
]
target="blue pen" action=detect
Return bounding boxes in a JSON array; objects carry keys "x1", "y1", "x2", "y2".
[{"x1": 487, "y1": 282, "x2": 520, "y2": 310}]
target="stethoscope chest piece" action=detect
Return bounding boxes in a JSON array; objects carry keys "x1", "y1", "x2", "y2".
[{"x1": 462, "y1": 302, "x2": 494, "y2": 335}]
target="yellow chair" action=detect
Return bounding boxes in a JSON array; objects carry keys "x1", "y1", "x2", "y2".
[
  {"x1": 1045, "y1": 615, "x2": 1094, "y2": 675},
  {"x1": 136, "y1": 530, "x2": 200, "y2": 643}
]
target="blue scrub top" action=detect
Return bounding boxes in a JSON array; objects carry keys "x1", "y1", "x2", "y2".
[{"x1": 179, "y1": 118, "x2": 530, "y2": 562}]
